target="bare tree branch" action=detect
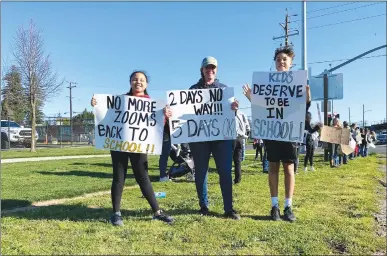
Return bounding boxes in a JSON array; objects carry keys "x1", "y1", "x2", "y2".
[{"x1": 12, "y1": 19, "x2": 63, "y2": 152}]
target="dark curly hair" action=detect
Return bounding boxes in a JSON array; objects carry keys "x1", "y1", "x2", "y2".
[
  {"x1": 273, "y1": 46, "x2": 295, "y2": 61},
  {"x1": 128, "y1": 70, "x2": 149, "y2": 95}
]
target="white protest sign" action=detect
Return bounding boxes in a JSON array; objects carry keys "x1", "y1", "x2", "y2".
[
  {"x1": 251, "y1": 70, "x2": 307, "y2": 143},
  {"x1": 167, "y1": 87, "x2": 237, "y2": 144},
  {"x1": 93, "y1": 94, "x2": 164, "y2": 155}
]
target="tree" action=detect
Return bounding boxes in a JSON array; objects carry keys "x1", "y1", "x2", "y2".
[
  {"x1": 73, "y1": 108, "x2": 94, "y2": 125},
  {"x1": 1, "y1": 65, "x2": 28, "y2": 123},
  {"x1": 12, "y1": 20, "x2": 63, "y2": 152},
  {"x1": 25, "y1": 100, "x2": 45, "y2": 125}
]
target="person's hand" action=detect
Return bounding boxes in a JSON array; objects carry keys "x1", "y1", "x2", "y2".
[
  {"x1": 242, "y1": 83, "x2": 251, "y2": 102},
  {"x1": 164, "y1": 105, "x2": 172, "y2": 119},
  {"x1": 231, "y1": 99, "x2": 239, "y2": 111},
  {"x1": 306, "y1": 85, "x2": 311, "y2": 102},
  {"x1": 317, "y1": 122, "x2": 324, "y2": 128},
  {"x1": 91, "y1": 95, "x2": 97, "y2": 107}
]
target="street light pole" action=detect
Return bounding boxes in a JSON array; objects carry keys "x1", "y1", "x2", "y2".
[
  {"x1": 362, "y1": 104, "x2": 372, "y2": 128},
  {"x1": 66, "y1": 81, "x2": 77, "y2": 146}
]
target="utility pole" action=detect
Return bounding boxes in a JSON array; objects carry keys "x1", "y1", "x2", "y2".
[
  {"x1": 67, "y1": 81, "x2": 77, "y2": 146},
  {"x1": 363, "y1": 104, "x2": 365, "y2": 128},
  {"x1": 323, "y1": 72, "x2": 329, "y2": 161},
  {"x1": 301, "y1": 0, "x2": 307, "y2": 71},
  {"x1": 349, "y1": 107, "x2": 351, "y2": 125},
  {"x1": 273, "y1": 9, "x2": 299, "y2": 47}
]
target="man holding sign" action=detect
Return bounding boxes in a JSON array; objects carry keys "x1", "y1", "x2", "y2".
[
  {"x1": 166, "y1": 56, "x2": 240, "y2": 220},
  {"x1": 92, "y1": 71, "x2": 174, "y2": 226},
  {"x1": 242, "y1": 46, "x2": 312, "y2": 222}
]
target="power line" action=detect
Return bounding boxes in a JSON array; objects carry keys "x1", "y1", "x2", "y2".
[
  {"x1": 307, "y1": 2, "x2": 358, "y2": 14},
  {"x1": 308, "y1": 13, "x2": 386, "y2": 29},
  {"x1": 292, "y1": 2, "x2": 384, "y2": 22},
  {"x1": 293, "y1": 54, "x2": 386, "y2": 66}
]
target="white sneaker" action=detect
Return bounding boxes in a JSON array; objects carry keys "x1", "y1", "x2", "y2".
[
  {"x1": 310, "y1": 166, "x2": 315, "y2": 171},
  {"x1": 303, "y1": 167, "x2": 308, "y2": 172},
  {"x1": 159, "y1": 177, "x2": 171, "y2": 182}
]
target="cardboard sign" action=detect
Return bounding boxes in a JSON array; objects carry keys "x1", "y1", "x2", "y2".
[
  {"x1": 167, "y1": 87, "x2": 237, "y2": 144},
  {"x1": 320, "y1": 126, "x2": 350, "y2": 145},
  {"x1": 250, "y1": 70, "x2": 307, "y2": 143},
  {"x1": 93, "y1": 94, "x2": 164, "y2": 155},
  {"x1": 341, "y1": 144, "x2": 354, "y2": 155}
]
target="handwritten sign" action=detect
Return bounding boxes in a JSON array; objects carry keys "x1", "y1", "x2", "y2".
[
  {"x1": 167, "y1": 87, "x2": 237, "y2": 144},
  {"x1": 250, "y1": 70, "x2": 307, "y2": 143},
  {"x1": 93, "y1": 94, "x2": 164, "y2": 155},
  {"x1": 320, "y1": 126, "x2": 350, "y2": 145}
]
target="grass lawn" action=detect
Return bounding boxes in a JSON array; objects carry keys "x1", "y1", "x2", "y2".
[
  {"x1": 1, "y1": 146, "x2": 109, "y2": 159},
  {"x1": 1, "y1": 153, "x2": 385, "y2": 255}
]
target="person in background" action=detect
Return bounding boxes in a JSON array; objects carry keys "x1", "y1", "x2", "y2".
[
  {"x1": 303, "y1": 112, "x2": 323, "y2": 171},
  {"x1": 359, "y1": 128, "x2": 366, "y2": 157},
  {"x1": 242, "y1": 46, "x2": 311, "y2": 222},
  {"x1": 241, "y1": 117, "x2": 251, "y2": 162},
  {"x1": 355, "y1": 127, "x2": 361, "y2": 157},
  {"x1": 371, "y1": 131, "x2": 377, "y2": 144},
  {"x1": 349, "y1": 123, "x2": 357, "y2": 160},
  {"x1": 233, "y1": 108, "x2": 250, "y2": 184},
  {"x1": 90, "y1": 70, "x2": 174, "y2": 226},
  {"x1": 342, "y1": 121, "x2": 350, "y2": 164},
  {"x1": 363, "y1": 128, "x2": 372, "y2": 157},
  {"x1": 262, "y1": 142, "x2": 269, "y2": 173},
  {"x1": 88, "y1": 132, "x2": 93, "y2": 145},
  {"x1": 253, "y1": 138, "x2": 264, "y2": 162},
  {"x1": 330, "y1": 117, "x2": 342, "y2": 168}
]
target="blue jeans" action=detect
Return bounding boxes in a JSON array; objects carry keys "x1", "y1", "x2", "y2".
[
  {"x1": 343, "y1": 154, "x2": 348, "y2": 164},
  {"x1": 189, "y1": 140, "x2": 234, "y2": 212},
  {"x1": 159, "y1": 137, "x2": 171, "y2": 178},
  {"x1": 363, "y1": 147, "x2": 368, "y2": 157},
  {"x1": 359, "y1": 144, "x2": 367, "y2": 157}
]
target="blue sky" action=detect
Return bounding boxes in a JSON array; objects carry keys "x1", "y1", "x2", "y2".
[{"x1": 1, "y1": 1, "x2": 386, "y2": 125}]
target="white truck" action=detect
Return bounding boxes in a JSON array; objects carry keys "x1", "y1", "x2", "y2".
[{"x1": 1, "y1": 120, "x2": 39, "y2": 149}]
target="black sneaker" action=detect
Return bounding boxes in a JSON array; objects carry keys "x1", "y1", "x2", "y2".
[
  {"x1": 153, "y1": 211, "x2": 174, "y2": 224},
  {"x1": 110, "y1": 213, "x2": 124, "y2": 226},
  {"x1": 224, "y1": 209, "x2": 241, "y2": 220},
  {"x1": 199, "y1": 206, "x2": 210, "y2": 216},
  {"x1": 283, "y1": 206, "x2": 296, "y2": 222},
  {"x1": 234, "y1": 179, "x2": 241, "y2": 185},
  {"x1": 270, "y1": 206, "x2": 281, "y2": 221}
]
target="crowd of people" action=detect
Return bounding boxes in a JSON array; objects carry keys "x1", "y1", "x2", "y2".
[
  {"x1": 91, "y1": 45, "x2": 378, "y2": 227},
  {"x1": 252, "y1": 116, "x2": 378, "y2": 173}
]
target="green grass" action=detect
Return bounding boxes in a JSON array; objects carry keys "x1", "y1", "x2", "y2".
[
  {"x1": 1, "y1": 146, "x2": 109, "y2": 159},
  {"x1": 1, "y1": 154, "x2": 385, "y2": 255}
]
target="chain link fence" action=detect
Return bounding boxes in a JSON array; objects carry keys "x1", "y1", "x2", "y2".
[{"x1": 1, "y1": 117, "x2": 96, "y2": 149}]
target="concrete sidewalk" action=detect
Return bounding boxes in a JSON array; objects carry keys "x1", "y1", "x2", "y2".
[{"x1": 2, "y1": 154, "x2": 110, "y2": 164}]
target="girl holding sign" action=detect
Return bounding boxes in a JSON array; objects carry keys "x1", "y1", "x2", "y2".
[
  {"x1": 90, "y1": 71, "x2": 174, "y2": 226},
  {"x1": 242, "y1": 46, "x2": 312, "y2": 222}
]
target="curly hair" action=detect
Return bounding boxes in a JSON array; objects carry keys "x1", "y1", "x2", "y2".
[{"x1": 273, "y1": 46, "x2": 295, "y2": 61}]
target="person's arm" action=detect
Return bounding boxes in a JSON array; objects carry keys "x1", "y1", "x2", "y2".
[{"x1": 242, "y1": 83, "x2": 251, "y2": 102}]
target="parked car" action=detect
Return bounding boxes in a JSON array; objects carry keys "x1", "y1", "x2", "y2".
[
  {"x1": 376, "y1": 133, "x2": 387, "y2": 145},
  {"x1": 0, "y1": 120, "x2": 39, "y2": 148}
]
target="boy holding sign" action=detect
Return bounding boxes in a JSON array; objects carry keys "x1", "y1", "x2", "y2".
[
  {"x1": 242, "y1": 47, "x2": 312, "y2": 222},
  {"x1": 91, "y1": 71, "x2": 174, "y2": 226}
]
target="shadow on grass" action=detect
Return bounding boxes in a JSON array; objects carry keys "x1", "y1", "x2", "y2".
[
  {"x1": 37, "y1": 170, "x2": 159, "y2": 182},
  {"x1": 1, "y1": 203, "x2": 224, "y2": 222},
  {"x1": 243, "y1": 215, "x2": 272, "y2": 221},
  {"x1": 69, "y1": 162, "x2": 161, "y2": 171},
  {"x1": 1, "y1": 199, "x2": 32, "y2": 210}
]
